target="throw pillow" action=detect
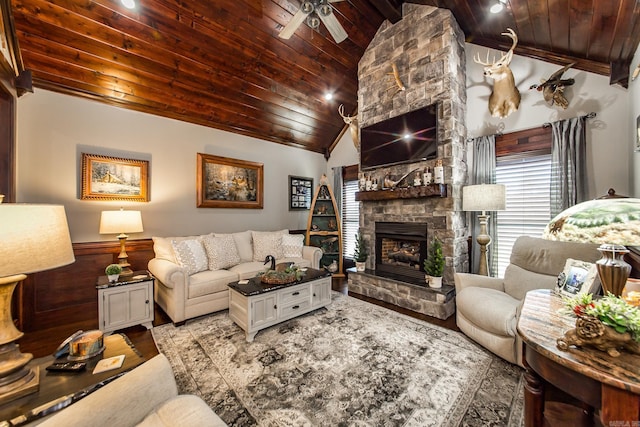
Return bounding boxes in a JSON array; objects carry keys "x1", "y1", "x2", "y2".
[
  {"x1": 252, "y1": 230, "x2": 286, "y2": 261},
  {"x1": 203, "y1": 234, "x2": 241, "y2": 270},
  {"x1": 282, "y1": 234, "x2": 304, "y2": 258},
  {"x1": 152, "y1": 236, "x2": 177, "y2": 264},
  {"x1": 171, "y1": 239, "x2": 208, "y2": 275}
]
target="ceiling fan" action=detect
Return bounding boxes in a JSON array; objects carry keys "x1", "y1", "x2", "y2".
[{"x1": 279, "y1": 0, "x2": 348, "y2": 43}]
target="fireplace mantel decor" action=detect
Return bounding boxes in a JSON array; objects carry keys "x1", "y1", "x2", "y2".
[{"x1": 355, "y1": 184, "x2": 447, "y2": 201}]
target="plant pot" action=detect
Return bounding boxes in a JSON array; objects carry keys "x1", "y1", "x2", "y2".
[
  {"x1": 355, "y1": 262, "x2": 366, "y2": 272},
  {"x1": 428, "y1": 276, "x2": 442, "y2": 289},
  {"x1": 107, "y1": 274, "x2": 120, "y2": 283}
]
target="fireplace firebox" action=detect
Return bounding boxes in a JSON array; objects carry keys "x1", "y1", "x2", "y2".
[{"x1": 375, "y1": 222, "x2": 428, "y2": 283}]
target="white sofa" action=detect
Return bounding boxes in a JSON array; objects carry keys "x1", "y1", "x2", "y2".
[
  {"x1": 37, "y1": 354, "x2": 226, "y2": 426},
  {"x1": 454, "y1": 236, "x2": 601, "y2": 367},
  {"x1": 148, "y1": 230, "x2": 322, "y2": 323}
]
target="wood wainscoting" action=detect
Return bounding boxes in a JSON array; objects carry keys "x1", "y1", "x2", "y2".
[{"x1": 16, "y1": 239, "x2": 155, "y2": 333}]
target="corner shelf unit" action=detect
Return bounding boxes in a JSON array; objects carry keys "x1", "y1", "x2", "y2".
[{"x1": 306, "y1": 183, "x2": 344, "y2": 278}]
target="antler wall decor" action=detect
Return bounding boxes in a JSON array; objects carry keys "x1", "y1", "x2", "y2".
[
  {"x1": 474, "y1": 28, "x2": 521, "y2": 118},
  {"x1": 338, "y1": 104, "x2": 359, "y2": 149},
  {"x1": 386, "y1": 63, "x2": 406, "y2": 97}
]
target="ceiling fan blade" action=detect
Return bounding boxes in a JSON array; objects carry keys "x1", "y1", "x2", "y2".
[
  {"x1": 318, "y1": 10, "x2": 348, "y2": 43},
  {"x1": 279, "y1": 8, "x2": 311, "y2": 39}
]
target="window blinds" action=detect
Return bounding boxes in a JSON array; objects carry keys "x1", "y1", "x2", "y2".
[{"x1": 342, "y1": 179, "x2": 359, "y2": 258}]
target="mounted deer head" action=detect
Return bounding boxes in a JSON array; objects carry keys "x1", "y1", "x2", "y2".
[
  {"x1": 338, "y1": 104, "x2": 359, "y2": 149},
  {"x1": 474, "y1": 28, "x2": 521, "y2": 118}
]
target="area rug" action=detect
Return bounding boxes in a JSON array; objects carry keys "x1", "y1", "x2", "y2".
[{"x1": 151, "y1": 293, "x2": 524, "y2": 426}]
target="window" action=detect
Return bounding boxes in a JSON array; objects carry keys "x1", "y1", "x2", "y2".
[
  {"x1": 495, "y1": 154, "x2": 552, "y2": 277},
  {"x1": 342, "y1": 179, "x2": 359, "y2": 258}
]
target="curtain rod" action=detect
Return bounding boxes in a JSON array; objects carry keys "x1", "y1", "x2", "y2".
[
  {"x1": 466, "y1": 131, "x2": 502, "y2": 142},
  {"x1": 542, "y1": 112, "x2": 596, "y2": 128}
]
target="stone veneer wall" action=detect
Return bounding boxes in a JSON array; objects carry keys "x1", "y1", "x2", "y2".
[{"x1": 357, "y1": 4, "x2": 468, "y2": 284}]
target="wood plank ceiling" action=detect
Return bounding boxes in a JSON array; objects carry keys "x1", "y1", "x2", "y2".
[{"x1": 9, "y1": 0, "x2": 640, "y2": 156}]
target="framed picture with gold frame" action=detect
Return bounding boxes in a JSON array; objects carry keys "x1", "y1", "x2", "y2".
[
  {"x1": 196, "y1": 153, "x2": 263, "y2": 209},
  {"x1": 81, "y1": 153, "x2": 149, "y2": 202},
  {"x1": 0, "y1": 0, "x2": 22, "y2": 77}
]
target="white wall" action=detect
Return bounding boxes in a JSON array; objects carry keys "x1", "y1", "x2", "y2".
[
  {"x1": 326, "y1": 131, "x2": 359, "y2": 184},
  {"x1": 630, "y1": 43, "x2": 640, "y2": 198},
  {"x1": 466, "y1": 43, "x2": 631, "y2": 199},
  {"x1": 17, "y1": 90, "x2": 327, "y2": 242}
]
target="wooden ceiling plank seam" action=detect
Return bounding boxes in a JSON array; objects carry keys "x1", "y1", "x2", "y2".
[
  {"x1": 587, "y1": 0, "x2": 619, "y2": 62},
  {"x1": 547, "y1": 0, "x2": 571, "y2": 53},
  {"x1": 12, "y1": 4, "x2": 344, "y2": 129},
  {"x1": 568, "y1": 0, "x2": 594, "y2": 59},
  {"x1": 505, "y1": 0, "x2": 535, "y2": 47},
  {"x1": 608, "y1": 0, "x2": 640, "y2": 61},
  {"x1": 526, "y1": 0, "x2": 551, "y2": 48}
]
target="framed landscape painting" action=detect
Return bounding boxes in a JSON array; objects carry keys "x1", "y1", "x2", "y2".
[
  {"x1": 81, "y1": 153, "x2": 149, "y2": 202},
  {"x1": 289, "y1": 175, "x2": 313, "y2": 210},
  {"x1": 197, "y1": 153, "x2": 264, "y2": 208}
]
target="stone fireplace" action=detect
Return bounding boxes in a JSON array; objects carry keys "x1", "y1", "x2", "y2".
[{"x1": 347, "y1": 4, "x2": 467, "y2": 320}]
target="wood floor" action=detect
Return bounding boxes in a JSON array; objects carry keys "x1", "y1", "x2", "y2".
[{"x1": 18, "y1": 277, "x2": 458, "y2": 360}]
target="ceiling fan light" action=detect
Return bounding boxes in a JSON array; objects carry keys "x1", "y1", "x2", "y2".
[
  {"x1": 318, "y1": 3, "x2": 332, "y2": 17},
  {"x1": 301, "y1": 1, "x2": 315, "y2": 14},
  {"x1": 121, "y1": 0, "x2": 135, "y2": 9},
  {"x1": 306, "y1": 14, "x2": 320, "y2": 29}
]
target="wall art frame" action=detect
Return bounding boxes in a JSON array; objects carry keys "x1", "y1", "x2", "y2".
[
  {"x1": 289, "y1": 175, "x2": 313, "y2": 210},
  {"x1": 81, "y1": 153, "x2": 149, "y2": 202},
  {"x1": 197, "y1": 153, "x2": 264, "y2": 209}
]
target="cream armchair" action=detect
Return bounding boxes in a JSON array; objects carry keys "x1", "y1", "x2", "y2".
[{"x1": 454, "y1": 236, "x2": 601, "y2": 367}]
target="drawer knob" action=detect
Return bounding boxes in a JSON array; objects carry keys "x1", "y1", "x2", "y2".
[
  {"x1": 292, "y1": 305, "x2": 299, "y2": 310},
  {"x1": 274, "y1": 305, "x2": 277, "y2": 309},
  {"x1": 145, "y1": 300, "x2": 149, "y2": 304},
  {"x1": 292, "y1": 291, "x2": 300, "y2": 296},
  {"x1": 313, "y1": 293, "x2": 316, "y2": 297}
]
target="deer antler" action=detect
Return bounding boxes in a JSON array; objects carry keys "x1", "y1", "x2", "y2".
[
  {"x1": 473, "y1": 50, "x2": 495, "y2": 67},
  {"x1": 338, "y1": 104, "x2": 359, "y2": 149},
  {"x1": 338, "y1": 104, "x2": 355, "y2": 124},
  {"x1": 390, "y1": 63, "x2": 405, "y2": 92}
]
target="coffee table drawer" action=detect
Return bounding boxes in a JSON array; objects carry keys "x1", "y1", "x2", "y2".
[
  {"x1": 280, "y1": 299, "x2": 311, "y2": 318},
  {"x1": 280, "y1": 284, "x2": 310, "y2": 304}
]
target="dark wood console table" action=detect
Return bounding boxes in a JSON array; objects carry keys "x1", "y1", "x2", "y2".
[{"x1": 517, "y1": 290, "x2": 640, "y2": 426}]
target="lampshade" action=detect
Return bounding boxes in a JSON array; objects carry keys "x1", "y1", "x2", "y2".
[
  {"x1": 542, "y1": 198, "x2": 640, "y2": 245},
  {"x1": 0, "y1": 204, "x2": 75, "y2": 277},
  {"x1": 463, "y1": 184, "x2": 506, "y2": 212},
  {"x1": 99, "y1": 209, "x2": 144, "y2": 235}
]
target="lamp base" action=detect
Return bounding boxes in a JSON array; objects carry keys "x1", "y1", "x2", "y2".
[
  {"x1": 596, "y1": 244, "x2": 631, "y2": 297},
  {"x1": 0, "y1": 275, "x2": 39, "y2": 404}
]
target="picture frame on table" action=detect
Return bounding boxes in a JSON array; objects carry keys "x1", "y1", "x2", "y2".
[
  {"x1": 289, "y1": 175, "x2": 313, "y2": 210},
  {"x1": 81, "y1": 153, "x2": 149, "y2": 202},
  {"x1": 555, "y1": 258, "x2": 601, "y2": 297},
  {"x1": 197, "y1": 153, "x2": 263, "y2": 209}
]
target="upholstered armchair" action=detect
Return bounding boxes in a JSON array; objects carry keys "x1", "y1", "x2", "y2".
[{"x1": 454, "y1": 236, "x2": 601, "y2": 367}]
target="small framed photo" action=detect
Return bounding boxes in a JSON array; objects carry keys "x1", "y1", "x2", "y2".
[
  {"x1": 81, "y1": 153, "x2": 149, "y2": 202},
  {"x1": 197, "y1": 153, "x2": 263, "y2": 209},
  {"x1": 289, "y1": 175, "x2": 313, "y2": 210},
  {"x1": 555, "y1": 258, "x2": 600, "y2": 297}
]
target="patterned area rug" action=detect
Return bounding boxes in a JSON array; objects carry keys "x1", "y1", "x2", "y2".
[{"x1": 152, "y1": 293, "x2": 524, "y2": 426}]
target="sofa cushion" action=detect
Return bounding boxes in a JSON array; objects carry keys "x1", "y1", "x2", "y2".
[
  {"x1": 203, "y1": 234, "x2": 241, "y2": 270},
  {"x1": 215, "y1": 231, "x2": 253, "y2": 263},
  {"x1": 228, "y1": 261, "x2": 267, "y2": 280},
  {"x1": 503, "y1": 264, "x2": 558, "y2": 300},
  {"x1": 171, "y1": 239, "x2": 208, "y2": 275},
  {"x1": 456, "y1": 287, "x2": 520, "y2": 337},
  {"x1": 188, "y1": 269, "x2": 238, "y2": 299},
  {"x1": 251, "y1": 230, "x2": 288, "y2": 261},
  {"x1": 282, "y1": 234, "x2": 304, "y2": 258},
  {"x1": 138, "y1": 395, "x2": 227, "y2": 427}
]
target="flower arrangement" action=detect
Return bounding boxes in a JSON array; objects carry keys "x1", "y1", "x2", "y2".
[{"x1": 562, "y1": 293, "x2": 640, "y2": 342}]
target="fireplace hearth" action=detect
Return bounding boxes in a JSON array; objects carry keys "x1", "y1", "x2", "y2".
[{"x1": 375, "y1": 222, "x2": 428, "y2": 283}]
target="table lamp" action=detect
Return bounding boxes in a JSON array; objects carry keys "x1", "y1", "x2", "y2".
[
  {"x1": 463, "y1": 184, "x2": 506, "y2": 276},
  {"x1": 99, "y1": 209, "x2": 143, "y2": 276},
  {"x1": 0, "y1": 204, "x2": 75, "y2": 403},
  {"x1": 543, "y1": 197, "x2": 640, "y2": 296}
]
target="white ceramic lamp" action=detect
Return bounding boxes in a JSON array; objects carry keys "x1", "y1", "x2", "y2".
[
  {"x1": 0, "y1": 204, "x2": 75, "y2": 403},
  {"x1": 99, "y1": 209, "x2": 143, "y2": 276},
  {"x1": 463, "y1": 184, "x2": 506, "y2": 276}
]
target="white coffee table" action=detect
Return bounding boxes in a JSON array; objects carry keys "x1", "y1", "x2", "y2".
[{"x1": 228, "y1": 268, "x2": 332, "y2": 342}]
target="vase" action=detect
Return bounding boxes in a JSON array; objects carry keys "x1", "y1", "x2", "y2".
[
  {"x1": 107, "y1": 274, "x2": 119, "y2": 283},
  {"x1": 596, "y1": 244, "x2": 631, "y2": 297},
  {"x1": 428, "y1": 276, "x2": 442, "y2": 289},
  {"x1": 355, "y1": 262, "x2": 366, "y2": 272}
]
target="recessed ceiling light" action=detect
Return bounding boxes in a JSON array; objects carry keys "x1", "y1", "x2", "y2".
[
  {"x1": 121, "y1": 0, "x2": 136, "y2": 9},
  {"x1": 324, "y1": 93, "x2": 333, "y2": 101},
  {"x1": 490, "y1": 3, "x2": 504, "y2": 13}
]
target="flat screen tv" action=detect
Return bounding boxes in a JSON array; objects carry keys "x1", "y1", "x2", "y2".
[{"x1": 360, "y1": 103, "x2": 439, "y2": 170}]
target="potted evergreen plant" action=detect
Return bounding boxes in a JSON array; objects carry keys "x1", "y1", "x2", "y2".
[
  {"x1": 424, "y1": 236, "x2": 445, "y2": 288},
  {"x1": 105, "y1": 263, "x2": 122, "y2": 283},
  {"x1": 354, "y1": 232, "x2": 369, "y2": 272}
]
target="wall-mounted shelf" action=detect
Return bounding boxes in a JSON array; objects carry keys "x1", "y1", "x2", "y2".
[{"x1": 355, "y1": 184, "x2": 447, "y2": 201}]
